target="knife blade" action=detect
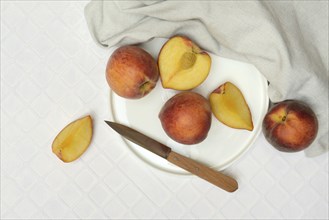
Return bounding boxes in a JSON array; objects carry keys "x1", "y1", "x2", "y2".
[{"x1": 105, "y1": 121, "x2": 238, "y2": 192}]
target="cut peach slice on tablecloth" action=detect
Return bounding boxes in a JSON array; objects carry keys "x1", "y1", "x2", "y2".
[
  {"x1": 158, "y1": 36, "x2": 211, "y2": 90},
  {"x1": 209, "y1": 82, "x2": 254, "y2": 131},
  {"x1": 52, "y1": 115, "x2": 93, "y2": 162}
]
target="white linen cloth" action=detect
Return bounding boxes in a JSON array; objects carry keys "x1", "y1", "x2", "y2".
[{"x1": 84, "y1": 0, "x2": 328, "y2": 157}]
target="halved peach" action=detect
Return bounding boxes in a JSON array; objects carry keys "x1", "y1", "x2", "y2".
[
  {"x1": 158, "y1": 36, "x2": 211, "y2": 90},
  {"x1": 209, "y1": 82, "x2": 254, "y2": 131},
  {"x1": 52, "y1": 115, "x2": 93, "y2": 162}
]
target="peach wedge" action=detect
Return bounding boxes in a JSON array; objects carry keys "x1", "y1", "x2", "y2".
[
  {"x1": 209, "y1": 82, "x2": 254, "y2": 131},
  {"x1": 52, "y1": 115, "x2": 93, "y2": 162},
  {"x1": 158, "y1": 36, "x2": 211, "y2": 90}
]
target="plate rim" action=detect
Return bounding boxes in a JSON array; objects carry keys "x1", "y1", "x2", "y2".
[{"x1": 108, "y1": 57, "x2": 269, "y2": 175}]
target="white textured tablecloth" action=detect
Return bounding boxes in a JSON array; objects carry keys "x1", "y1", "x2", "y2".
[{"x1": 1, "y1": 1, "x2": 328, "y2": 219}]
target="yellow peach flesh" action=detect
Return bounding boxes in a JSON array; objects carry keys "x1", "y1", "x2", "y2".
[
  {"x1": 209, "y1": 82, "x2": 253, "y2": 131},
  {"x1": 158, "y1": 36, "x2": 211, "y2": 90},
  {"x1": 52, "y1": 115, "x2": 93, "y2": 162}
]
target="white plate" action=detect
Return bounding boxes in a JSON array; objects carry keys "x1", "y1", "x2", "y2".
[{"x1": 109, "y1": 38, "x2": 269, "y2": 175}]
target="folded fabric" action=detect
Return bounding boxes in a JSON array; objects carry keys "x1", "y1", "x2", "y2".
[{"x1": 84, "y1": 0, "x2": 328, "y2": 157}]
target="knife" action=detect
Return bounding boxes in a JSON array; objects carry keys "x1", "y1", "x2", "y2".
[{"x1": 105, "y1": 121, "x2": 238, "y2": 192}]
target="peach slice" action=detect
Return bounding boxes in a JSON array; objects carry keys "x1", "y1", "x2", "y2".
[
  {"x1": 158, "y1": 36, "x2": 211, "y2": 90},
  {"x1": 52, "y1": 115, "x2": 93, "y2": 162},
  {"x1": 209, "y1": 82, "x2": 254, "y2": 131}
]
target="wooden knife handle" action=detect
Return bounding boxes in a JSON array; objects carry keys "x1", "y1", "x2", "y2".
[{"x1": 167, "y1": 151, "x2": 238, "y2": 192}]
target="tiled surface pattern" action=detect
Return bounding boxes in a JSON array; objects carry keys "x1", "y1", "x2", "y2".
[{"x1": 1, "y1": 1, "x2": 328, "y2": 219}]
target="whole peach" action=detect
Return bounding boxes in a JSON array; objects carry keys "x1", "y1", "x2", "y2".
[
  {"x1": 159, "y1": 92, "x2": 212, "y2": 145},
  {"x1": 262, "y1": 100, "x2": 318, "y2": 152},
  {"x1": 106, "y1": 46, "x2": 159, "y2": 99}
]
